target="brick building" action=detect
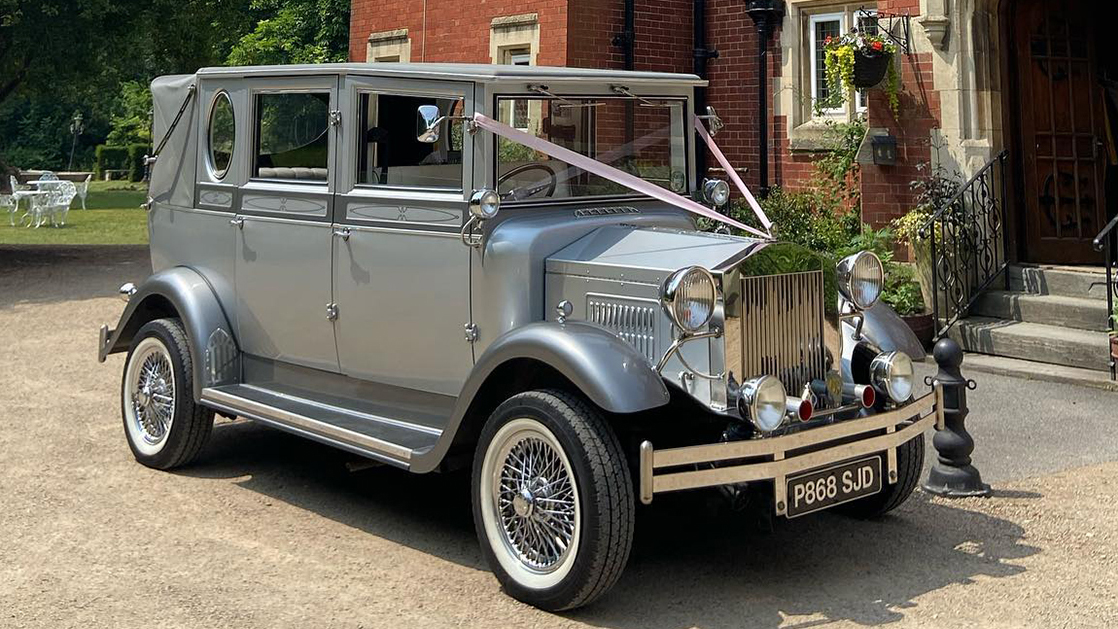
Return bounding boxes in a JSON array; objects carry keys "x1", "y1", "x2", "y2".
[{"x1": 350, "y1": 0, "x2": 1115, "y2": 267}]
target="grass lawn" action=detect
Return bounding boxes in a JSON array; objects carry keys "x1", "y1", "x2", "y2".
[{"x1": 1, "y1": 181, "x2": 149, "y2": 245}]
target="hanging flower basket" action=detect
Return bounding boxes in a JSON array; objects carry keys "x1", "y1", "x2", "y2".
[
  {"x1": 853, "y1": 49, "x2": 892, "y2": 88},
  {"x1": 824, "y1": 31, "x2": 900, "y2": 117}
]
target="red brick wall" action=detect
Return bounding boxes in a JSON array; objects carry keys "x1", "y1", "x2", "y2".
[{"x1": 348, "y1": 0, "x2": 570, "y2": 65}]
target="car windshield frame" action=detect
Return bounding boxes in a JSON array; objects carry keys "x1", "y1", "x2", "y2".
[{"x1": 489, "y1": 93, "x2": 691, "y2": 205}]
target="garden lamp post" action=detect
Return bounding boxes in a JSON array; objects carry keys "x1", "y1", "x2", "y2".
[{"x1": 67, "y1": 112, "x2": 84, "y2": 171}]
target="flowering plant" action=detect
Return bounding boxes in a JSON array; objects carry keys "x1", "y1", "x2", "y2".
[{"x1": 823, "y1": 30, "x2": 900, "y2": 118}]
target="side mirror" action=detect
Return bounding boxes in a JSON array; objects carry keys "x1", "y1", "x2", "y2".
[
  {"x1": 699, "y1": 105, "x2": 724, "y2": 136},
  {"x1": 417, "y1": 104, "x2": 442, "y2": 143}
]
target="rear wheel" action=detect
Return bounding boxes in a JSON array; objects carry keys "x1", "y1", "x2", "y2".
[
  {"x1": 121, "y1": 318, "x2": 214, "y2": 470},
  {"x1": 472, "y1": 390, "x2": 633, "y2": 611},
  {"x1": 836, "y1": 433, "x2": 924, "y2": 518}
]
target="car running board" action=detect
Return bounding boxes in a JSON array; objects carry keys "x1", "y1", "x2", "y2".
[{"x1": 200, "y1": 384, "x2": 442, "y2": 469}]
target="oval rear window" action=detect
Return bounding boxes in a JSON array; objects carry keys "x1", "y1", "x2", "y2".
[{"x1": 208, "y1": 93, "x2": 235, "y2": 179}]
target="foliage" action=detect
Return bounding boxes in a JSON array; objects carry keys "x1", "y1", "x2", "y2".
[
  {"x1": 95, "y1": 146, "x2": 129, "y2": 179},
  {"x1": 106, "y1": 82, "x2": 154, "y2": 147},
  {"x1": 892, "y1": 161, "x2": 964, "y2": 248},
  {"x1": 812, "y1": 118, "x2": 867, "y2": 205},
  {"x1": 823, "y1": 29, "x2": 900, "y2": 118},
  {"x1": 127, "y1": 144, "x2": 151, "y2": 182},
  {"x1": 226, "y1": 0, "x2": 350, "y2": 65},
  {"x1": 880, "y1": 262, "x2": 925, "y2": 316}
]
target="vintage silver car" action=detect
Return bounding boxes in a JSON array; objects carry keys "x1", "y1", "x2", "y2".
[{"x1": 99, "y1": 63, "x2": 942, "y2": 611}]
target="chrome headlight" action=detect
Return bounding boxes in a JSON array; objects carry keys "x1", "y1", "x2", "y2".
[
  {"x1": 870, "y1": 351, "x2": 915, "y2": 403},
  {"x1": 702, "y1": 178, "x2": 730, "y2": 207},
  {"x1": 661, "y1": 266, "x2": 717, "y2": 333},
  {"x1": 836, "y1": 251, "x2": 885, "y2": 310},
  {"x1": 469, "y1": 188, "x2": 501, "y2": 220},
  {"x1": 738, "y1": 376, "x2": 788, "y2": 432}
]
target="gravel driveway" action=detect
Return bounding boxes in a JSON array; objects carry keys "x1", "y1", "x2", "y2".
[{"x1": 1, "y1": 245, "x2": 1115, "y2": 628}]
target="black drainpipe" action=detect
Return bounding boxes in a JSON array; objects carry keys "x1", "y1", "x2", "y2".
[
  {"x1": 613, "y1": 0, "x2": 636, "y2": 144},
  {"x1": 747, "y1": 0, "x2": 784, "y2": 198},
  {"x1": 693, "y1": 0, "x2": 719, "y2": 180}
]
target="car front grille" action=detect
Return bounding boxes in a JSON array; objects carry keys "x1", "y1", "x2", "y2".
[{"x1": 725, "y1": 270, "x2": 827, "y2": 395}]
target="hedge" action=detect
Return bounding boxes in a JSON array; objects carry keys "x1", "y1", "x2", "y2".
[{"x1": 95, "y1": 144, "x2": 151, "y2": 181}]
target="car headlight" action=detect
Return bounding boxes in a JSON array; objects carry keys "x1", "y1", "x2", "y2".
[
  {"x1": 702, "y1": 178, "x2": 730, "y2": 207},
  {"x1": 738, "y1": 376, "x2": 788, "y2": 432},
  {"x1": 870, "y1": 351, "x2": 915, "y2": 403},
  {"x1": 836, "y1": 251, "x2": 885, "y2": 310},
  {"x1": 661, "y1": 266, "x2": 717, "y2": 333}
]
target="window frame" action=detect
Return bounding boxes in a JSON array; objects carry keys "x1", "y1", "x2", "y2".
[
  {"x1": 808, "y1": 11, "x2": 845, "y2": 116},
  {"x1": 249, "y1": 88, "x2": 334, "y2": 186},
  {"x1": 489, "y1": 92, "x2": 691, "y2": 206},
  {"x1": 352, "y1": 88, "x2": 468, "y2": 193},
  {"x1": 206, "y1": 90, "x2": 236, "y2": 180}
]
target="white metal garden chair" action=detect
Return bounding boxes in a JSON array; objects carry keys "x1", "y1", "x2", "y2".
[
  {"x1": 76, "y1": 174, "x2": 92, "y2": 210},
  {"x1": 0, "y1": 194, "x2": 14, "y2": 226},
  {"x1": 50, "y1": 180, "x2": 77, "y2": 226},
  {"x1": 38, "y1": 171, "x2": 58, "y2": 181}
]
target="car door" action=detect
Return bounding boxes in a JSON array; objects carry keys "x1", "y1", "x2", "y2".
[
  {"x1": 232, "y1": 76, "x2": 340, "y2": 373},
  {"x1": 332, "y1": 76, "x2": 474, "y2": 397}
]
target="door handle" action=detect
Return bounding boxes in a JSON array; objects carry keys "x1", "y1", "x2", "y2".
[
  {"x1": 230, "y1": 216, "x2": 244, "y2": 229},
  {"x1": 333, "y1": 227, "x2": 351, "y2": 242}
]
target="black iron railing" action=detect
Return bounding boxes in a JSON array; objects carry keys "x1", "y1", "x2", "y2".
[
  {"x1": 1093, "y1": 214, "x2": 1118, "y2": 381},
  {"x1": 918, "y1": 150, "x2": 1010, "y2": 340}
]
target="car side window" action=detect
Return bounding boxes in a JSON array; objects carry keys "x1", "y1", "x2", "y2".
[
  {"x1": 253, "y1": 92, "x2": 330, "y2": 182},
  {"x1": 357, "y1": 93, "x2": 463, "y2": 189},
  {"x1": 208, "y1": 92, "x2": 235, "y2": 179}
]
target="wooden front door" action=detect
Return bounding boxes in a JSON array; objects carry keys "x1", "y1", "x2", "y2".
[{"x1": 1014, "y1": 0, "x2": 1107, "y2": 263}]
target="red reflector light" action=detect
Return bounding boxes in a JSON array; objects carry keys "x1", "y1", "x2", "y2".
[
  {"x1": 798, "y1": 398, "x2": 814, "y2": 422},
  {"x1": 861, "y1": 385, "x2": 875, "y2": 408}
]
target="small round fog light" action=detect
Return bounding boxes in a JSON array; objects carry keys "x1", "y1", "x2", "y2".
[
  {"x1": 738, "y1": 376, "x2": 788, "y2": 432},
  {"x1": 702, "y1": 178, "x2": 730, "y2": 207},
  {"x1": 869, "y1": 351, "x2": 915, "y2": 403}
]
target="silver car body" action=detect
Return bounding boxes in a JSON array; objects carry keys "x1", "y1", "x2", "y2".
[{"x1": 99, "y1": 63, "x2": 932, "y2": 511}]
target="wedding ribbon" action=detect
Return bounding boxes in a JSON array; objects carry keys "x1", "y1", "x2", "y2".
[
  {"x1": 472, "y1": 113, "x2": 771, "y2": 239},
  {"x1": 693, "y1": 115, "x2": 773, "y2": 234}
]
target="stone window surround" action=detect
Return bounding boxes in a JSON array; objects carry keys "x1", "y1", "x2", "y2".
[
  {"x1": 777, "y1": 1, "x2": 882, "y2": 152},
  {"x1": 367, "y1": 28, "x2": 411, "y2": 63},
  {"x1": 491, "y1": 13, "x2": 542, "y2": 133}
]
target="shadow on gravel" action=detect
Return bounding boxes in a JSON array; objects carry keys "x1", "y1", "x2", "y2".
[
  {"x1": 0, "y1": 245, "x2": 150, "y2": 310},
  {"x1": 184, "y1": 420, "x2": 1039, "y2": 629}
]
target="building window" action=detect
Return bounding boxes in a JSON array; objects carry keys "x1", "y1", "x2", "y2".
[
  {"x1": 367, "y1": 28, "x2": 410, "y2": 63},
  {"x1": 805, "y1": 6, "x2": 880, "y2": 118}
]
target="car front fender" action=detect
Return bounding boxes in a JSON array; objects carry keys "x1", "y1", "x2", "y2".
[{"x1": 97, "y1": 266, "x2": 238, "y2": 402}]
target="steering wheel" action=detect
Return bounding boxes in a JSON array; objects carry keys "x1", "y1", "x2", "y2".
[{"x1": 498, "y1": 163, "x2": 558, "y2": 200}]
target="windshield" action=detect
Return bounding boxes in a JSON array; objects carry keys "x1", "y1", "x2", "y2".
[{"x1": 494, "y1": 96, "x2": 687, "y2": 200}]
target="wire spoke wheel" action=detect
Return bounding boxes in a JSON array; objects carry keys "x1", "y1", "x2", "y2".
[
  {"x1": 480, "y1": 417, "x2": 582, "y2": 589},
  {"x1": 123, "y1": 336, "x2": 177, "y2": 456}
]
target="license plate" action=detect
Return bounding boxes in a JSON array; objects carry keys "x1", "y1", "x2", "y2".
[{"x1": 786, "y1": 456, "x2": 882, "y2": 518}]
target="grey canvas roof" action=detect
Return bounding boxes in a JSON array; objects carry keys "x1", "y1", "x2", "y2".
[{"x1": 196, "y1": 62, "x2": 706, "y2": 86}]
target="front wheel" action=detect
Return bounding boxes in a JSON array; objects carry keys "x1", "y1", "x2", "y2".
[
  {"x1": 836, "y1": 432, "x2": 925, "y2": 518},
  {"x1": 472, "y1": 390, "x2": 634, "y2": 611},
  {"x1": 120, "y1": 318, "x2": 214, "y2": 470}
]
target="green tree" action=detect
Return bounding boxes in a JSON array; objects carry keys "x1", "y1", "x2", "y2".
[
  {"x1": 226, "y1": 0, "x2": 350, "y2": 66},
  {"x1": 106, "y1": 81, "x2": 154, "y2": 146}
]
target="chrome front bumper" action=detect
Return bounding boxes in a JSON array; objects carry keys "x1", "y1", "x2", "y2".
[{"x1": 639, "y1": 386, "x2": 944, "y2": 516}]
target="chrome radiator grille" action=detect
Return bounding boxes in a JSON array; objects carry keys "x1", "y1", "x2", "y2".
[
  {"x1": 726, "y1": 270, "x2": 826, "y2": 395},
  {"x1": 587, "y1": 297, "x2": 658, "y2": 363}
]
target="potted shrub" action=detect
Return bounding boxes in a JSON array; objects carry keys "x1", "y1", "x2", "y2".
[
  {"x1": 824, "y1": 30, "x2": 900, "y2": 117},
  {"x1": 883, "y1": 263, "x2": 934, "y2": 348},
  {"x1": 1110, "y1": 304, "x2": 1118, "y2": 361}
]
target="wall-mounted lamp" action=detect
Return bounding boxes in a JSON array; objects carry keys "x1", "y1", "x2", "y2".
[{"x1": 871, "y1": 134, "x2": 898, "y2": 166}]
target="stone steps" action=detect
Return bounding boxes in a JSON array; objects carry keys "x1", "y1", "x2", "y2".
[
  {"x1": 950, "y1": 317, "x2": 1111, "y2": 372},
  {"x1": 971, "y1": 290, "x2": 1109, "y2": 332},
  {"x1": 1007, "y1": 265, "x2": 1111, "y2": 301},
  {"x1": 953, "y1": 265, "x2": 1114, "y2": 373}
]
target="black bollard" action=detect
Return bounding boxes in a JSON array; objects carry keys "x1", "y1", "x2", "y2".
[{"x1": 923, "y1": 337, "x2": 990, "y2": 497}]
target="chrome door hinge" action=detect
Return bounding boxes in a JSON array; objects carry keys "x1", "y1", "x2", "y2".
[
  {"x1": 329, "y1": 110, "x2": 342, "y2": 127},
  {"x1": 326, "y1": 303, "x2": 339, "y2": 321},
  {"x1": 464, "y1": 322, "x2": 478, "y2": 343}
]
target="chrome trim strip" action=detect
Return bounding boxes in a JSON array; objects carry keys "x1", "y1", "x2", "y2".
[
  {"x1": 200, "y1": 387, "x2": 413, "y2": 461},
  {"x1": 238, "y1": 384, "x2": 442, "y2": 436},
  {"x1": 638, "y1": 388, "x2": 940, "y2": 511}
]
